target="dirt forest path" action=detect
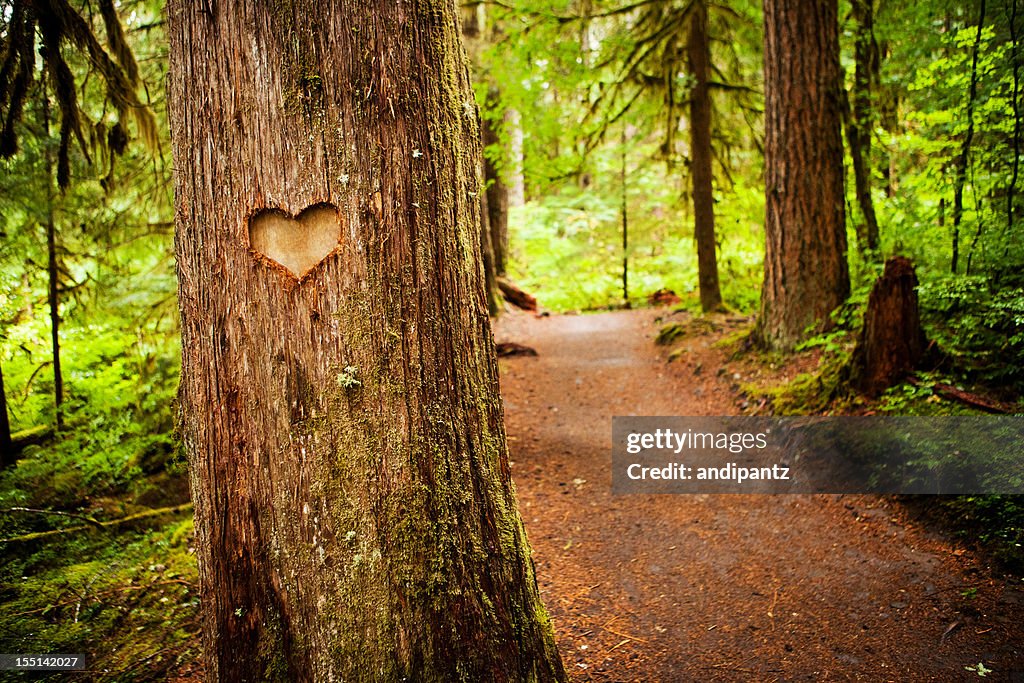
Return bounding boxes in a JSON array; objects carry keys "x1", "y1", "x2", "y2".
[{"x1": 493, "y1": 309, "x2": 1024, "y2": 682}]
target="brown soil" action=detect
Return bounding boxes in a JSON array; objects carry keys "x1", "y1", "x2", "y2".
[{"x1": 494, "y1": 308, "x2": 1024, "y2": 682}]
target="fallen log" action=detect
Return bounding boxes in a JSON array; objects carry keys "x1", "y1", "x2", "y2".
[
  {"x1": 497, "y1": 277, "x2": 538, "y2": 312},
  {"x1": 495, "y1": 342, "x2": 538, "y2": 357},
  {"x1": 907, "y1": 377, "x2": 1014, "y2": 414}
]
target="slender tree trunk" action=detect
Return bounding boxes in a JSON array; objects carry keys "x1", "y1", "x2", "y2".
[
  {"x1": 462, "y1": 7, "x2": 509, "y2": 277},
  {"x1": 40, "y1": 90, "x2": 63, "y2": 431},
  {"x1": 756, "y1": 0, "x2": 850, "y2": 350},
  {"x1": 952, "y1": 0, "x2": 986, "y2": 273},
  {"x1": 479, "y1": 169, "x2": 504, "y2": 316},
  {"x1": 482, "y1": 94, "x2": 509, "y2": 277},
  {"x1": 1005, "y1": 0, "x2": 1021, "y2": 263},
  {"x1": 167, "y1": 2, "x2": 565, "y2": 681},
  {"x1": 0, "y1": 359, "x2": 12, "y2": 469},
  {"x1": 46, "y1": 211, "x2": 63, "y2": 431},
  {"x1": 688, "y1": 0, "x2": 723, "y2": 313},
  {"x1": 621, "y1": 126, "x2": 629, "y2": 307},
  {"x1": 876, "y1": 39, "x2": 898, "y2": 198},
  {"x1": 461, "y1": 4, "x2": 504, "y2": 312},
  {"x1": 843, "y1": 0, "x2": 880, "y2": 256}
]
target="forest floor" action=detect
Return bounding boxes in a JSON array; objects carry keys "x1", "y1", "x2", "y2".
[{"x1": 493, "y1": 308, "x2": 1024, "y2": 682}]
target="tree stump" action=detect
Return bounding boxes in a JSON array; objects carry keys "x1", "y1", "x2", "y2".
[{"x1": 851, "y1": 256, "x2": 927, "y2": 395}]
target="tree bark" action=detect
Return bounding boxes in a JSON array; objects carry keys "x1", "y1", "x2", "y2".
[
  {"x1": 755, "y1": 0, "x2": 850, "y2": 350},
  {"x1": 850, "y1": 256, "x2": 927, "y2": 396},
  {"x1": 688, "y1": 0, "x2": 723, "y2": 313},
  {"x1": 620, "y1": 125, "x2": 630, "y2": 306},
  {"x1": 166, "y1": 2, "x2": 564, "y2": 681},
  {"x1": 1006, "y1": 0, "x2": 1021, "y2": 262}
]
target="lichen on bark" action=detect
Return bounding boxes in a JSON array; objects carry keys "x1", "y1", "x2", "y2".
[{"x1": 166, "y1": 0, "x2": 565, "y2": 680}]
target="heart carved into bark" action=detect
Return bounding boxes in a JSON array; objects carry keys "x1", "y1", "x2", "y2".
[{"x1": 249, "y1": 203, "x2": 341, "y2": 278}]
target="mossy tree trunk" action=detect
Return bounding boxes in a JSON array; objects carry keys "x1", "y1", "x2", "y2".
[
  {"x1": 756, "y1": 0, "x2": 850, "y2": 350},
  {"x1": 166, "y1": 1, "x2": 565, "y2": 680}
]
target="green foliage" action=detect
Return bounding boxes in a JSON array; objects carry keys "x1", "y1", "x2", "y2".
[
  {"x1": 508, "y1": 154, "x2": 765, "y2": 312},
  {"x1": 0, "y1": 515, "x2": 200, "y2": 681},
  {"x1": 0, "y1": 0, "x2": 177, "y2": 507},
  {"x1": 940, "y1": 495, "x2": 1024, "y2": 572},
  {"x1": 478, "y1": 0, "x2": 766, "y2": 313},
  {"x1": 656, "y1": 322, "x2": 687, "y2": 345},
  {"x1": 0, "y1": 6, "x2": 188, "y2": 675},
  {"x1": 918, "y1": 276, "x2": 1024, "y2": 389}
]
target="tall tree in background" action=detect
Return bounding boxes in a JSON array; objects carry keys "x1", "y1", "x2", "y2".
[
  {"x1": 461, "y1": 2, "x2": 514, "y2": 282},
  {"x1": 688, "y1": 0, "x2": 723, "y2": 311},
  {"x1": 1, "y1": 0, "x2": 157, "y2": 433},
  {"x1": 567, "y1": 0, "x2": 758, "y2": 312},
  {"x1": 843, "y1": 0, "x2": 881, "y2": 256},
  {"x1": 167, "y1": 1, "x2": 565, "y2": 680},
  {"x1": 483, "y1": 90, "x2": 511, "y2": 278},
  {"x1": 951, "y1": 0, "x2": 987, "y2": 274},
  {"x1": 756, "y1": 0, "x2": 850, "y2": 349},
  {"x1": 462, "y1": 5, "x2": 504, "y2": 315}
]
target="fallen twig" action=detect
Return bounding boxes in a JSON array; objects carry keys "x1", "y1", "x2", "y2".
[
  {"x1": 3, "y1": 506, "x2": 105, "y2": 529},
  {"x1": 0, "y1": 503, "x2": 193, "y2": 543},
  {"x1": 602, "y1": 624, "x2": 648, "y2": 643}
]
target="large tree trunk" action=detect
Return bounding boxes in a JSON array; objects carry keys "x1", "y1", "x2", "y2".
[
  {"x1": 688, "y1": 0, "x2": 723, "y2": 313},
  {"x1": 166, "y1": 2, "x2": 565, "y2": 681},
  {"x1": 755, "y1": 0, "x2": 850, "y2": 350}
]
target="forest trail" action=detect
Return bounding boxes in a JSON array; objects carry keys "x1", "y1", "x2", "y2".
[{"x1": 494, "y1": 309, "x2": 1024, "y2": 682}]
